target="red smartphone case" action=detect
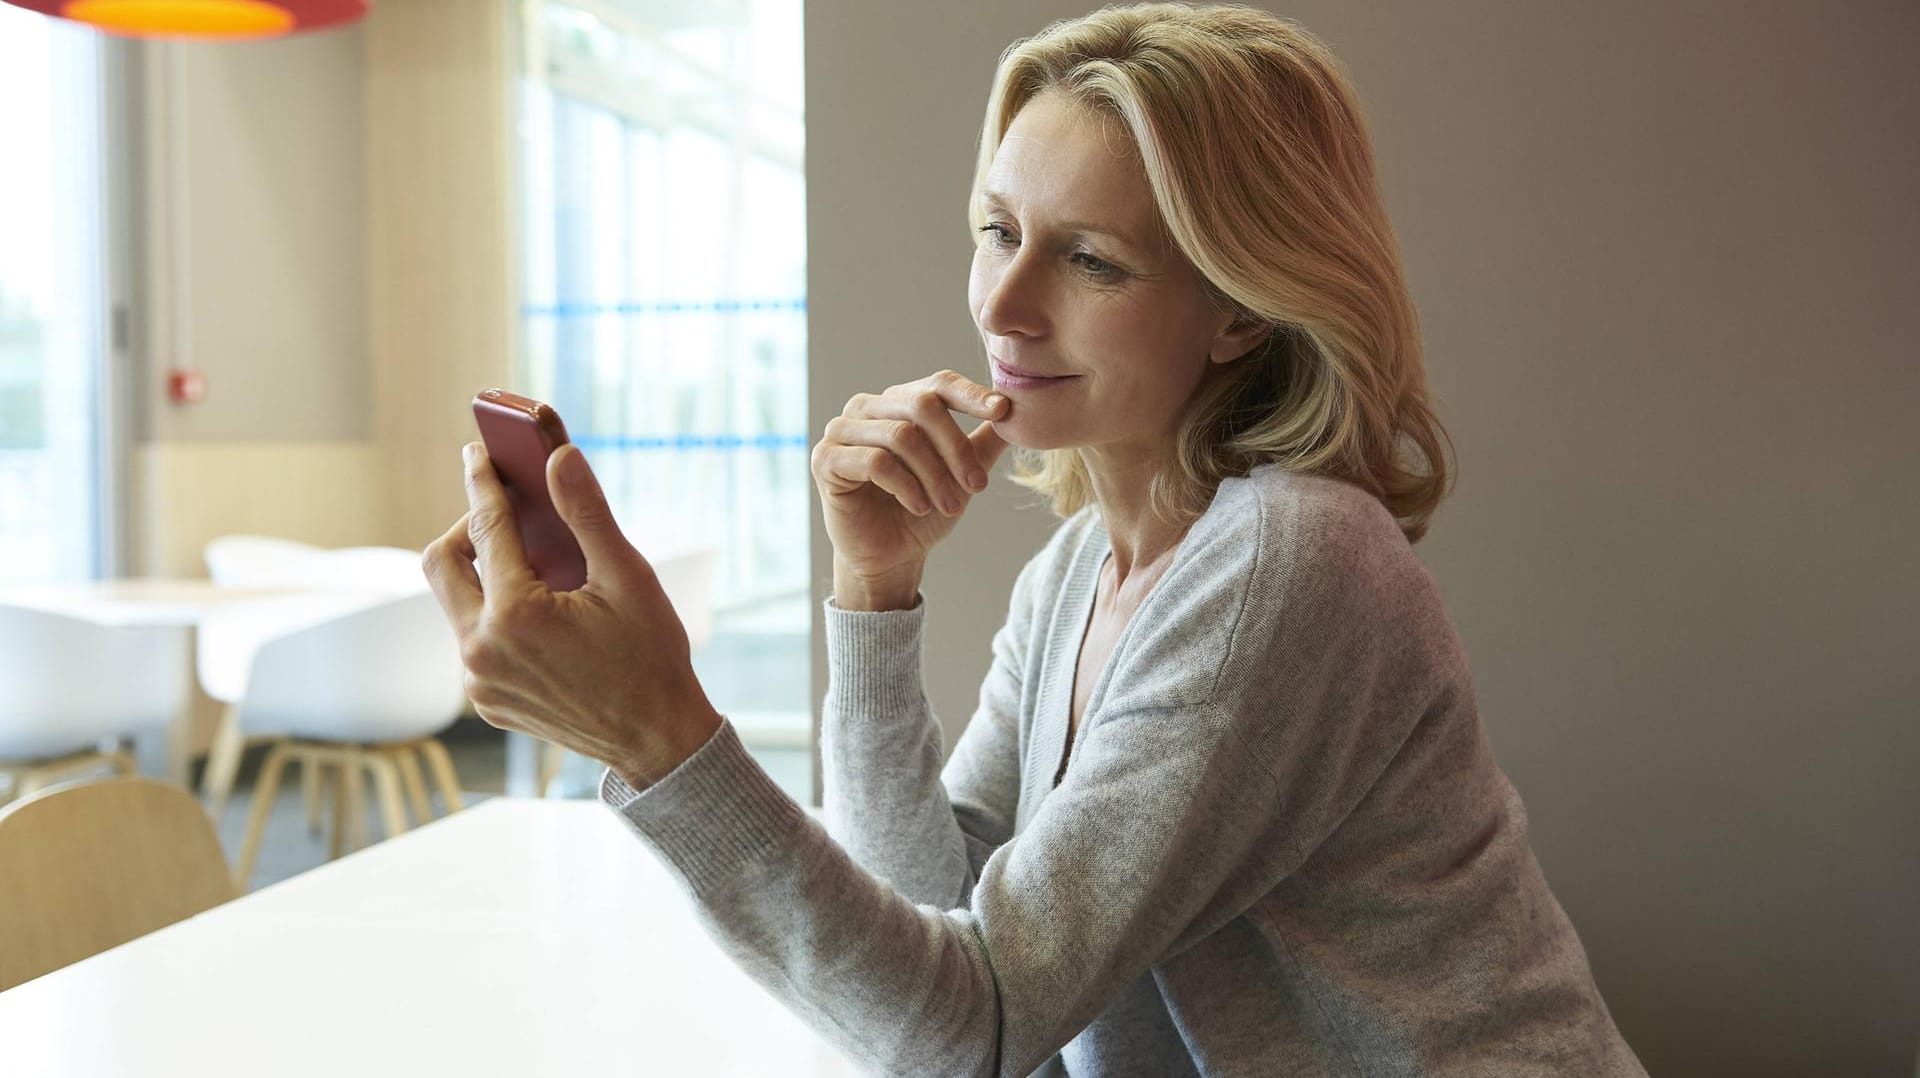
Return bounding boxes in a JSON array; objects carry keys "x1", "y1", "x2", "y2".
[{"x1": 471, "y1": 389, "x2": 589, "y2": 592}]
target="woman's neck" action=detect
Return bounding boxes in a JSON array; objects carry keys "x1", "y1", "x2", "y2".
[{"x1": 1080, "y1": 448, "x2": 1191, "y2": 589}]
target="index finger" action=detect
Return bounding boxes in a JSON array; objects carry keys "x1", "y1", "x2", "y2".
[
  {"x1": 422, "y1": 511, "x2": 482, "y2": 637},
  {"x1": 462, "y1": 443, "x2": 537, "y2": 593},
  {"x1": 922, "y1": 369, "x2": 1009, "y2": 422}
]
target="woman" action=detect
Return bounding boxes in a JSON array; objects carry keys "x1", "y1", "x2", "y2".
[{"x1": 424, "y1": 4, "x2": 1647, "y2": 1074}]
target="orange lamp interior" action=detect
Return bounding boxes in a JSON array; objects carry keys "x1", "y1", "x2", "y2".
[{"x1": 60, "y1": 0, "x2": 297, "y2": 38}]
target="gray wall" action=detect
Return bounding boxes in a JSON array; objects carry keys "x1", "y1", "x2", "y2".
[{"x1": 805, "y1": 2, "x2": 1919, "y2": 1075}]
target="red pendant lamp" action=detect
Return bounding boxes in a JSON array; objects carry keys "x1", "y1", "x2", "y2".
[{"x1": 3, "y1": 0, "x2": 367, "y2": 39}]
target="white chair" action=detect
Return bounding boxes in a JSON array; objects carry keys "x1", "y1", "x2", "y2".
[
  {"x1": 198, "y1": 536, "x2": 437, "y2": 837},
  {"x1": 204, "y1": 535, "x2": 425, "y2": 594},
  {"x1": 202, "y1": 535, "x2": 323, "y2": 588},
  {"x1": 536, "y1": 546, "x2": 718, "y2": 797},
  {"x1": 304, "y1": 546, "x2": 430, "y2": 593},
  {"x1": 0, "y1": 605, "x2": 188, "y2": 806},
  {"x1": 196, "y1": 591, "x2": 391, "y2": 821},
  {"x1": 211, "y1": 592, "x2": 470, "y2": 889}
]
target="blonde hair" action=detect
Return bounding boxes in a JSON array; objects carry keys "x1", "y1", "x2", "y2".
[{"x1": 971, "y1": 2, "x2": 1454, "y2": 543}]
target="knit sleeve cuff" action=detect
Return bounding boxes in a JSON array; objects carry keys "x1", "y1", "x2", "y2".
[
  {"x1": 823, "y1": 593, "x2": 929, "y2": 720},
  {"x1": 598, "y1": 718, "x2": 810, "y2": 897}
]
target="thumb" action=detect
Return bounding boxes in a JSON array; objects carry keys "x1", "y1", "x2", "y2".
[
  {"x1": 548, "y1": 445, "x2": 644, "y2": 584},
  {"x1": 968, "y1": 420, "x2": 1012, "y2": 475}
]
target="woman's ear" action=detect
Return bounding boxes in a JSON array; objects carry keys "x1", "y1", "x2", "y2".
[{"x1": 1209, "y1": 314, "x2": 1274, "y2": 365}]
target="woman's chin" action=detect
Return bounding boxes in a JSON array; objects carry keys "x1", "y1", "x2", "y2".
[{"x1": 992, "y1": 417, "x2": 1074, "y2": 453}]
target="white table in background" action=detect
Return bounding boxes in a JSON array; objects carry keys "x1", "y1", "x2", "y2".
[
  {"x1": 0, "y1": 798, "x2": 860, "y2": 1076},
  {"x1": 0, "y1": 580, "x2": 305, "y2": 784},
  {"x1": 0, "y1": 579, "x2": 298, "y2": 624}
]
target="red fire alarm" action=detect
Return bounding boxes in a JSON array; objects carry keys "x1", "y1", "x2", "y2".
[{"x1": 167, "y1": 368, "x2": 207, "y2": 404}]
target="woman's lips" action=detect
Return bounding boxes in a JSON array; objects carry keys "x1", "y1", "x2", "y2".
[{"x1": 990, "y1": 358, "x2": 1078, "y2": 390}]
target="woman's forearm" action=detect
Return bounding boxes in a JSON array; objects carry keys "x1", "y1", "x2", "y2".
[{"x1": 820, "y1": 594, "x2": 980, "y2": 907}]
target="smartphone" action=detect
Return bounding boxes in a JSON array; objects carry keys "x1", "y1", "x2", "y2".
[{"x1": 471, "y1": 389, "x2": 589, "y2": 592}]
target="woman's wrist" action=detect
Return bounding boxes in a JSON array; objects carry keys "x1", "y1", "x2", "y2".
[
  {"x1": 611, "y1": 701, "x2": 724, "y2": 790},
  {"x1": 832, "y1": 559, "x2": 924, "y2": 612}
]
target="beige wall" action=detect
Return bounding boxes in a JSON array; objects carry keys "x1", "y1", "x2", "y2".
[
  {"x1": 805, "y1": 2, "x2": 1919, "y2": 1076},
  {"x1": 129, "y1": 441, "x2": 386, "y2": 577},
  {"x1": 133, "y1": 28, "x2": 372, "y2": 446}
]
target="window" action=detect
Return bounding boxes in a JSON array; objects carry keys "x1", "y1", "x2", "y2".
[
  {"x1": 0, "y1": 7, "x2": 118, "y2": 584},
  {"x1": 518, "y1": 0, "x2": 811, "y2": 796}
]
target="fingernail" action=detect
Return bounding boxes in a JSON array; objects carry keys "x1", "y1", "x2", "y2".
[
  {"x1": 969, "y1": 470, "x2": 987, "y2": 490},
  {"x1": 985, "y1": 393, "x2": 1007, "y2": 411},
  {"x1": 557, "y1": 446, "x2": 586, "y2": 490},
  {"x1": 462, "y1": 443, "x2": 477, "y2": 466}
]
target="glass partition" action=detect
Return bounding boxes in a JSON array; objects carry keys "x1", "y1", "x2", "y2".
[
  {"x1": 518, "y1": 0, "x2": 811, "y2": 798},
  {"x1": 0, "y1": 6, "x2": 111, "y2": 584}
]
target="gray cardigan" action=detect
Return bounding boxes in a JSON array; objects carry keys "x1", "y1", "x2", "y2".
[{"x1": 602, "y1": 465, "x2": 1646, "y2": 1076}]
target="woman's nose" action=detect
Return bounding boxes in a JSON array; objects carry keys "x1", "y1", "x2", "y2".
[{"x1": 976, "y1": 252, "x2": 1050, "y2": 338}]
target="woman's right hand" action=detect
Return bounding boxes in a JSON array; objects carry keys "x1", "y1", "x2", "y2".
[{"x1": 811, "y1": 369, "x2": 1010, "y2": 608}]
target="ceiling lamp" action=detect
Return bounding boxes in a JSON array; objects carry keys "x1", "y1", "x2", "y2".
[{"x1": 2, "y1": 0, "x2": 368, "y2": 39}]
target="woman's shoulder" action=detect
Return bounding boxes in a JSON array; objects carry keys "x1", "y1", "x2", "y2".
[
  {"x1": 1108, "y1": 466, "x2": 1459, "y2": 709},
  {"x1": 1185, "y1": 464, "x2": 1424, "y2": 600},
  {"x1": 1209, "y1": 465, "x2": 1405, "y2": 559}
]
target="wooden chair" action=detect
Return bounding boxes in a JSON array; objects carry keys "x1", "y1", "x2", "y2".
[{"x1": 0, "y1": 777, "x2": 236, "y2": 992}]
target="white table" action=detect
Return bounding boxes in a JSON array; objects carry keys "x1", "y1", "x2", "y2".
[
  {"x1": 0, "y1": 799, "x2": 861, "y2": 1075},
  {"x1": 0, "y1": 579, "x2": 299, "y2": 627}
]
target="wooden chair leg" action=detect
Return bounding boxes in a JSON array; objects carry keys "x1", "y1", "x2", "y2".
[
  {"x1": 366, "y1": 752, "x2": 409, "y2": 840},
  {"x1": 302, "y1": 757, "x2": 324, "y2": 836},
  {"x1": 341, "y1": 749, "x2": 367, "y2": 854},
  {"x1": 328, "y1": 753, "x2": 348, "y2": 861},
  {"x1": 418, "y1": 738, "x2": 464, "y2": 814},
  {"x1": 393, "y1": 745, "x2": 432, "y2": 824},
  {"x1": 9, "y1": 750, "x2": 124, "y2": 802},
  {"x1": 14, "y1": 767, "x2": 50, "y2": 801},
  {"x1": 12, "y1": 753, "x2": 89, "y2": 800},
  {"x1": 201, "y1": 704, "x2": 247, "y2": 823},
  {"x1": 233, "y1": 741, "x2": 293, "y2": 889}
]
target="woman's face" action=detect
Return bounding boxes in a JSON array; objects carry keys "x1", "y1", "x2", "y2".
[{"x1": 968, "y1": 89, "x2": 1264, "y2": 457}]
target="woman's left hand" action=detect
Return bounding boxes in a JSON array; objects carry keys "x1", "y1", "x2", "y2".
[{"x1": 421, "y1": 442, "x2": 722, "y2": 789}]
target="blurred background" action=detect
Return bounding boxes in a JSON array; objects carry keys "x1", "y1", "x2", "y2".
[
  {"x1": 0, "y1": 0, "x2": 815, "y2": 810},
  {"x1": 0, "y1": 1, "x2": 1913, "y2": 1075}
]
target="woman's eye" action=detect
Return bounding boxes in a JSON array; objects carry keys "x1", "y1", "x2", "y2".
[
  {"x1": 977, "y1": 225, "x2": 1121, "y2": 281},
  {"x1": 1071, "y1": 252, "x2": 1122, "y2": 279},
  {"x1": 977, "y1": 224, "x2": 1016, "y2": 249}
]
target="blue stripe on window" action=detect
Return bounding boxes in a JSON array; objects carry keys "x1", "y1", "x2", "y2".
[
  {"x1": 575, "y1": 434, "x2": 809, "y2": 451},
  {"x1": 522, "y1": 299, "x2": 807, "y2": 316}
]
